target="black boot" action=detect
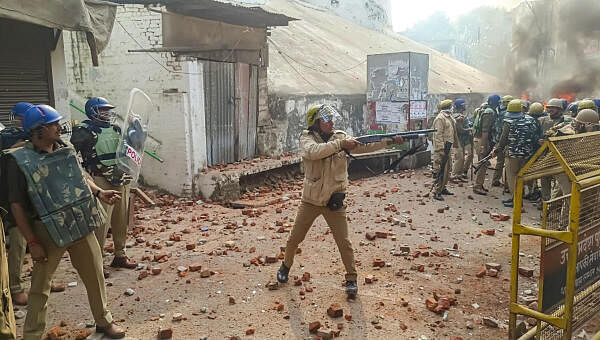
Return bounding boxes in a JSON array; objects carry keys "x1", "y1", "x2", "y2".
[
  {"x1": 433, "y1": 193, "x2": 444, "y2": 201},
  {"x1": 345, "y1": 280, "x2": 358, "y2": 296},
  {"x1": 503, "y1": 199, "x2": 514, "y2": 207},
  {"x1": 277, "y1": 262, "x2": 289, "y2": 283},
  {"x1": 441, "y1": 188, "x2": 454, "y2": 195}
]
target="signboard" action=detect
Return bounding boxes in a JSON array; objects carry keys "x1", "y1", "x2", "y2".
[
  {"x1": 375, "y1": 101, "x2": 408, "y2": 124},
  {"x1": 541, "y1": 224, "x2": 600, "y2": 312},
  {"x1": 410, "y1": 101, "x2": 427, "y2": 120}
]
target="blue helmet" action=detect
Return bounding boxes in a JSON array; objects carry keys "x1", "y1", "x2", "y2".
[
  {"x1": 10, "y1": 102, "x2": 34, "y2": 120},
  {"x1": 454, "y1": 98, "x2": 466, "y2": 111},
  {"x1": 488, "y1": 94, "x2": 501, "y2": 108},
  {"x1": 561, "y1": 99, "x2": 568, "y2": 110},
  {"x1": 567, "y1": 102, "x2": 579, "y2": 115},
  {"x1": 23, "y1": 105, "x2": 63, "y2": 133},
  {"x1": 593, "y1": 99, "x2": 600, "y2": 109},
  {"x1": 85, "y1": 97, "x2": 115, "y2": 127}
]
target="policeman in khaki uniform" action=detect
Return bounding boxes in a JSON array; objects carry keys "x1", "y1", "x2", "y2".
[
  {"x1": 492, "y1": 99, "x2": 538, "y2": 207},
  {"x1": 432, "y1": 99, "x2": 458, "y2": 201},
  {"x1": 277, "y1": 105, "x2": 404, "y2": 297},
  {"x1": 7, "y1": 105, "x2": 125, "y2": 339},
  {"x1": 71, "y1": 97, "x2": 137, "y2": 273},
  {"x1": 538, "y1": 98, "x2": 565, "y2": 204},
  {"x1": 1, "y1": 216, "x2": 16, "y2": 339},
  {"x1": 472, "y1": 94, "x2": 500, "y2": 195},
  {"x1": 451, "y1": 98, "x2": 473, "y2": 182}
]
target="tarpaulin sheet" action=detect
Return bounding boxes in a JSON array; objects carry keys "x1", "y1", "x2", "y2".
[{"x1": 0, "y1": 0, "x2": 116, "y2": 65}]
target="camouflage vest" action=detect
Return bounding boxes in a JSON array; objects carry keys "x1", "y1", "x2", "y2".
[
  {"x1": 493, "y1": 108, "x2": 507, "y2": 143},
  {"x1": 0, "y1": 127, "x2": 27, "y2": 150},
  {"x1": 9, "y1": 142, "x2": 106, "y2": 247},
  {"x1": 473, "y1": 107, "x2": 494, "y2": 138},
  {"x1": 508, "y1": 115, "x2": 537, "y2": 158},
  {"x1": 79, "y1": 121, "x2": 120, "y2": 167}
]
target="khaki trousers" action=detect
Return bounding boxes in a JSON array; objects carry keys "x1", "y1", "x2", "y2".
[
  {"x1": 493, "y1": 151, "x2": 506, "y2": 184},
  {"x1": 506, "y1": 157, "x2": 528, "y2": 199},
  {"x1": 284, "y1": 202, "x2": 357, "y2": 281},
  {"x1": 433, "y1": 150, "x2": 451, "y2": 195},
  {"x1": 24, "y1": 221, "x2": 112, "y2": 340},
  {"x1": 474, "y1": 138, "x2": 490, "y2": 190},
  {"x1": 93, "y1": 176, "x2": 130, "y2": 257},
  {"x1": 0, "y1": 220, "x2": 16, "y2": 340},
  {"x1": 452, "y1": 143, "x2": 474, "y2": 177},
  {"x1": 7, "y1": 227, "x2": 26, "y2": 294}
]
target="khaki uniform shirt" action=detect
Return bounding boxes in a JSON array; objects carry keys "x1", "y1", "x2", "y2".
[
  {"x1": 300, "y1": 130, "x2": 388, "y2": 207},
  {"x1": 432, "y1": 110, "x2": 459, "y2": 151}
]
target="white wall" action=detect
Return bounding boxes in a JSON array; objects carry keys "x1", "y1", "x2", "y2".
[
  {"x1": 64, "y1": 4, "x2": 207, "y2": 196},
  {"x1": 51, "y1": 35, "x2": 70, "y2": 118}
]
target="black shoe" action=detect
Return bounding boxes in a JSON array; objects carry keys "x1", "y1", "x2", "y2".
[
  {"x1": 503, "y1": 200, "x2": 514, "y2": 207},
  {"x1": 502, "y1": 198, "x2": 512, "y2": 204},
  {"x1": 277, "y1": 263, "x2": 289, "y2": 283},
  {"x1": 441, "y1": 189, "x2": 454, "y2": 195},
  {"x1": 433, "y1": 193, "x2": 444, "y2": 201},
  {"x1": 345, "y1": 280, "x2": 358, "y2": 296}
]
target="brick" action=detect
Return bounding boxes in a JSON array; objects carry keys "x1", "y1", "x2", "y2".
[
  {"x1": 372, "y1": 259, "x2": 385, "y2": 268},
  {"x1": 200, "y1": 270, "x2": 211, "y2": 278},
  {"x1": 302, "y1": 272, "x2": 311, "y2": 282},
  {"x1": 345, "y1": 314, "x2": 352, "y2": 321},
  {"x1": 482, "y1": 317, "x2": 499, "y2": 328},
  {"x1": 398, "y1": 245, "x2": 410, "y2": 253},
  {"x1": 365, "y1": 232, "x2": 377, "y2": 241},
  {"x1": 476, "y1": 266, "x2": 486, "y2": 278},
  {"x1": 375, "y1": 231, "x2": 388, "y2": 238},
  {"x1": 482, "y1": 229, "x2": 496, "y2": 236},
  {"x1": 316, "y1": 329, "x2": 334, "y2": 340},
  {"x1": 425, "y1": 297, "x2": 438, "y2": 311},
  {"x1": 518, "y1": 267, "x2": 534, "y2": 277},
  {"x1": 309, "y1": 321, "x2": 322, "y2": 333},
  {"x1": 246, "y1": 329, "x2": 255, "y2": 335},
  {"x1": 189, "y1": 264, "x2": 202, "y2": 272},
  {"x1": 327, "y1": 303, "x2": 343, "y2": 318},
  {"x1": 485, "y1": 263, "x2": 501, "y2": 271},
  {"x1": 265, "y1": 256, "x2": 277, "y2": 264},
  {"x1": 487, "y1": 269, "x2": 498, "y2": 277},
  {"x1": 158, "y1": 327, "x2": 173, "y2": 339},
  {"x1": 364, "y1": 275, "x2": 375, "y2": 284},
  {"x1": 186, "y1": 243, "x2": 196, "y2": 250}
]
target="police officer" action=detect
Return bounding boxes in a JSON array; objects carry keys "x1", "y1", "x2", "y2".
[
  {"x1": 451, "y1": 98, "x2": 473, "y2": 182},
  {"x1": 523, "y1": 102, "x2": 545, "y2": 201},
  {"x1": 7, "y1": 105, "x2": 125, "y2": 339},
  {"x1": 431, "y1": 99, "x2": 458, "y2": 201},
  {"x1": 492, "y1": 95, "x2": 514, "y2": 187},
  {"x1": 276, "y1": 105, "x2": 404, "y2": 297},
  {"x1": 0, "y1": 103, "x2": 33, "y2": 307},
  {"x1": 537, "y1": 98, "x2": 565, "y2": 205},
  {"x1": 0, "y1": 216, "x2": 16, "y2": 339},
  {"x1": 492, "y1": 100, "x2": 537, "y2": 208},
  {"x1": 71, "y1": 97, "x2": 137, "y2": 273},
  {"x1": 473, "y1": 94, "x2": 500, "y2": 195}
]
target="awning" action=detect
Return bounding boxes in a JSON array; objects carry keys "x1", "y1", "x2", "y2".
[{"x1": 0, "y1": 0, "x2": 117, "y2": 66}]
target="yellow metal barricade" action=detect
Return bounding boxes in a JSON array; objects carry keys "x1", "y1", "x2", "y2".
[{"x1": 509, "y1": 131, "x2": 600, "y2": 340}]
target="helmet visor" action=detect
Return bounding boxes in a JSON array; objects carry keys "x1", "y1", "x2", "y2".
[
  {"x1": 97, "y1": 108, "x2": 116, "y2": 123},
  {"x1": 317, "y1": 105, "x2": 340, "y2": 123}
]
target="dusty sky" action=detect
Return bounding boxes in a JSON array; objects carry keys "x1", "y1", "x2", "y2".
[{"x1": 391, "y1": 0, "x2": 515, "y2": 31}]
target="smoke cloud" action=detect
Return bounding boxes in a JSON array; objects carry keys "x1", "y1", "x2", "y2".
[{"x1": 508, "y1": 0, "x2": 600, "y2": 99}]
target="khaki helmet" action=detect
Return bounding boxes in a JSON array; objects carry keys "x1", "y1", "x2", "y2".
[
  {"x1": 438, "y1": 99, "x2": 453, "y2": 110},
  {"x1": 529, "y1": 102, "x2": 544, "y2": 115},
  {"x1": 575, "y1": 109, "x2": 599, "y2": 125},
  {"x1": 546, "y1": 98, "x2": 564, "y2": 109},
  {"x1": 502, "y1": 95, "x2": 514, "y2": 105},
  {"x1": 507, "y1": 99, "x2": 523, "y2": 113},
  {"x1": 577, "y1": 99, "x2": 597, "y2": 112}
]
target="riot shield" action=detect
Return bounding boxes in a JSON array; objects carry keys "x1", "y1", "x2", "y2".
[{"x1": 115, "y1": 88, "x2": 152, "y2": 184}]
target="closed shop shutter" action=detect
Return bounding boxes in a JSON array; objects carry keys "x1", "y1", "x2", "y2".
[{"x1": 0, "y1": 18, "x2": 53, "y2": 127}]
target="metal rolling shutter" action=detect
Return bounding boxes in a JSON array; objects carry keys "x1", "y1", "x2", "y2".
[{"x1": 0, "y1": 18, "x2": 53, "y2": 127}]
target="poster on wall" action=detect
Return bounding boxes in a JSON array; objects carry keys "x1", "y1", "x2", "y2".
[
  {"x1": 409, "y1": 101, "x2": 427, "y2": 120},
  {"x1": 376, "y1": 101, "x2": 408, "y2": 124}
]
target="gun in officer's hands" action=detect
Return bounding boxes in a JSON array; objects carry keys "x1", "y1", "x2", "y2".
[
  {"x1": 354, "y1": 129, "x2": 436, "y2": 144},
  {"x1": 472, "y1": 152, "x2": 494, "y2": 174}
]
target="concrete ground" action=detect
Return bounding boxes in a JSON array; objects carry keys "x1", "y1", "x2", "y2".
[{"x1": 10, "y1": 167, "x2": 600, "y2": 339}]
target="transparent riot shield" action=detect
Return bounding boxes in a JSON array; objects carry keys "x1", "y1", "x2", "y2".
[{"x1": 115, "y1": 88, "x2": 152, "y2": 184}]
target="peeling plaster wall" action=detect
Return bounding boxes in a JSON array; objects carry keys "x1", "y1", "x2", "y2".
[
  {"x1": 295, "y1": 0, "x2": 392, "y2": 32},
  {"x1": 261, "y1": 92, "x2": 489, "y2": 155}
]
